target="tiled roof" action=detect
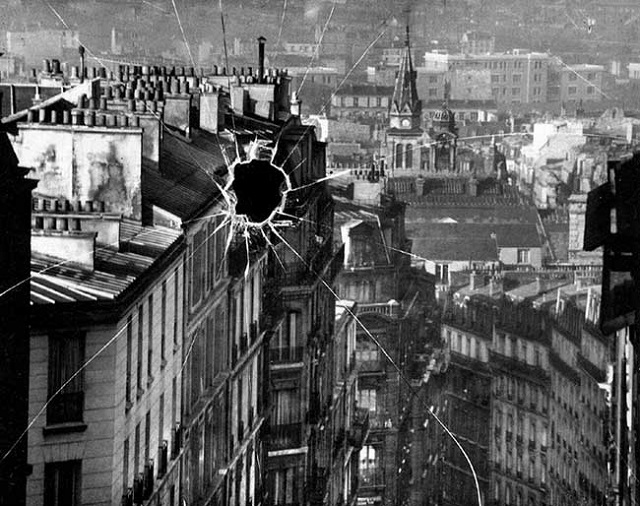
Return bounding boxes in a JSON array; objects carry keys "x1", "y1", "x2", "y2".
[
  {"x1": 146, "y1": 129, "x2": 230, "y2": 220},
  {"x1": 405, "y1": 204, "x2": 538, "y2": 225},
  {"x1": 408, "y1": 221, "x2": 541, "y2": 262},
  {"x1": 409, "y1": 223, "x2": 499, "y2": 262},
  {"x1": 30, "y1": 221, "x2": 182, "y2": 305},
  {"x1": 334, "y1": 84, "x2": 394, "y2": 97}
]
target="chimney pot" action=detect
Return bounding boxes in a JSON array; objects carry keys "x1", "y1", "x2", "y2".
[
  {"x1": 27, "y1": 110, "x2": 35, "y2": 122},
  {"x1": 99, "y1": 97, "x2": 107, "y2": 110},
  {"x1": 144, "y1": 90, "x2": 152, "y2": 101},
  {"x1": 51, "y1": 110, "x2": 58, "y2": 123},
  {"x1": 63, "y1": 110, "x2": 71, "y2": 124},
  {"x1": 128, "y1": 99, "x2": 136, "y2": 112},
  {"x1": 51, "y1": 59, "x2": 61, "y2": 74},
  {"x1": 139, "y1": 101, "x2": 147, "y2": 113},
  {"x1": 213, "y1": 64, "x2": 219, "y2": 75},
  {"x1": 107, "y1": 114, "x2": 117, "y2": 127},
  {"x1": 71, "y1": 109, "x2": 83, "y2": 125},
  {"x1": 85, "y1": 110, "x2": 95, "y2": 126},
  {"x1": 38, "y1": 109, "x2": 47, "y2": 123},
  {"x1": 89, "y1": 98, "x2": 97, "y2": 110},
  {"x1": 97, "y1": 114, "x2": 106, "y2": 126},
  {"x1": 85, "y1": 201, "x2": 94, "y2": 212},
  {"x1": 132, "y1": 115, "x2": 140, "y2": 127}
]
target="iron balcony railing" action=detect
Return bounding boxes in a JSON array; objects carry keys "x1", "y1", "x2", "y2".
[{"x1": 270, "y1": 346, "x2": 304, "y2": 364}]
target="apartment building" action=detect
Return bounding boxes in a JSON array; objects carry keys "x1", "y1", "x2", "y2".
[
  {"x1": 332, "y1": 170, "x2": 433, "y2": 506},
  {"x1": 436, "y1": 294, "x2": 609, "y2": 506},
  {"x1": 423, "y1": 50, "x2": 550, "y2": 106},
  {"x1": 0, "y1": 130, "x2": 37, "y2": 506}
]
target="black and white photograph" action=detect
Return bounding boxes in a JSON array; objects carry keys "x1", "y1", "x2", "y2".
[{"x1": 0, "y1": 1, "x2": 638, "y2": 505}]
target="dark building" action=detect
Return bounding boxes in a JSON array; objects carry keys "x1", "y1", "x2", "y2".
[
  {"x1": 0, "y1": 130, "x2": 36, "y2": 506},
  {"x1": 332, "y1": 171, "x2": 436, "y2": 506}
]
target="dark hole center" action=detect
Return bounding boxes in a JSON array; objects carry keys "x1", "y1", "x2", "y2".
[{"x1": 232, "y1": 159, "x2": 286, "y2": 223}]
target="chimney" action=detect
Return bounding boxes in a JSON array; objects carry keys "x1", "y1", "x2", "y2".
[
  {"x1": 78, "y1": 45, "x2": 86, "y2": 83},
  {"x1": 468, "y1": 177, "x2": 478, "y2": 197},
  {"x1": 258, "y1": 36, "x2": 266, "y2": 83},
  {"x1": 469, "y1": 271, "x2": 478, "y2": 291},
  {"x1": 290, "y1": 91, "x2": 301, "y2": 117}
]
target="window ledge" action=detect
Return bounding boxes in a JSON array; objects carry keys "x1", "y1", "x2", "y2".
[{"x1": 43, "y1": 422, "x2": 87, "y2": 436}]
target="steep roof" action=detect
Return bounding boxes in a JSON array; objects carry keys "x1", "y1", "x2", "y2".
[
  {"x1": 391, "y1": 27, "x2": 420, "y2": 115},
  {"x1": 145, "y1": 128, "x2": 231, "y2": 220},
  {"x1": 410, "y1": 223, "x2": 499, "y2": 262}
]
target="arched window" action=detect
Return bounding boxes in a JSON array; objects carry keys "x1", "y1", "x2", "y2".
[
  {"x1": 395, "y1": 143, "x2": 403, "y2": 169},
  {"x1": 405, "y1": 143, "x2": 413, "y2": 169}
]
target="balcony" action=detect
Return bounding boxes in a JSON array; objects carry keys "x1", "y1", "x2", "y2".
[
  {"x1": 357, "y1": 301, "x2": 401, "y2": 318},
  {"x1": 270, "y1": 346, "x2": 304, "y2": 364},
  {"x1": 47, "y1": 391, "x2": 84, "y2": 425},
  {"x1": 269, "y1": 422, "x2": 303, "y2": 450},
  {"x1": 348, "y1": 408, "x2": 370, "y2": 449}
]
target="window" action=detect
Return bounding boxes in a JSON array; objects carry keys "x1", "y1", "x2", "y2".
[
  {"x1": 587, "y1": 72, "x2": 595, "y2": 80},
  {"x1": 137, "y1": 305, "x2": 143, "y2": 394},
  {"x1": 517, "y1": 249, "x2": 530, "y2": 264},
  {"x1": 192, "y1": 230, "x2": 205, "y2": 306},
  {"x1": 429, "y1": 75, "x2": 438, "y2": 83},
  {"x1": 435, "y1": 264, "x2": 449, "y2": 283},
  {"x1": 360, "y1": 445, "x2": 382, "y2": 486},
  {"x1": 405, "y1": 143, "x2": 413, "y2": 169},
  {"x1": 272, "y1": 467, "x2": 299, "y2": 505},
  {"x1": 512, "y1": 87, "x2": 521, "y2": 96},
  {"x1": 273, "y1": 388, "x2": 300, "y2": 426},
  {"x1": 48, "y1": 331, "x2": 85, "y2": 424},
  {"x1": 513, "y1": 74, "x2": 522, "y2": 83},
  {"x1": 395, "y1": 143, "x2": 403, "y2": 168},
  {"x1": 353, "y1": 97, "x2": 359, "y2": 107},
  {"x1": 429, "y1": 88, "x2": 437, "y2": 97},
  {"x1": 44, "y1": 461, "x2": 81, "y2": 506},
  {"x1": 147, "y1": 294, "x2": 153, "y2": 380},
  {"x1": 126, "y1": 316, "x2": 133, "y2": 405},
  {"x1": 173, "y1": 266, "x2": 180, "y2": 349},
  {"x1": 587, "y1": 86, "x2": 595, "y2": 94},
  {"x1": 123, "y1": 438, "x2": 129, "y2": 492},
  {"x1": 491, "y1": 75, "x2": 500, "y2": 83},
  {"x1": 358, "y1": 388, "x2": 377, "y2": 414},
  {"x1": 160, "y1": 281, "x2": 166, "y2": 361},
  {"x1": 568, "y1": 86, "x2": 577, "y2": 95}
]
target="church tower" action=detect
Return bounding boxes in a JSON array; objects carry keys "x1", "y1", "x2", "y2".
[
  {"x1": 386, "y1": 25, "x2": 431, "y2": 175},
  {"x1": 389, "y1": 26, "x2": 421, "y2": 131}
]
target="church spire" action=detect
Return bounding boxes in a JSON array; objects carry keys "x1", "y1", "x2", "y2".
[{"x1": 390, "y1": 22, "x2": 421, "y2": 130}]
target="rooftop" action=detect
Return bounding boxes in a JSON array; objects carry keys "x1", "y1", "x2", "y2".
[{"x1": 30, "y1": 219, "x2": 182, "y2": 305}]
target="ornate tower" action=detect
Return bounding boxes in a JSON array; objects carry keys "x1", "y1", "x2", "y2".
[
  {"x1": 389, "y1": 26, "x2": 421, "y2": 131},
  {"x1": 386, "y1": 25, "x2": 431, "y2": 174},
  {"x1": 429, "y1": 100, "x2": 458, "y2": 173}
]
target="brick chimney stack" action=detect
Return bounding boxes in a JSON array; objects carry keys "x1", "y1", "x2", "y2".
[
  {"x1": 258, "y1": 36, "x2": 266, "y2": 84},
  {"x1": 79, "y1": 45, "x2": 85, "y2": 83}
]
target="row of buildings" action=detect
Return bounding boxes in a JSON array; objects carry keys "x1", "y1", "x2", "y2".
[{"x1": 0, "y1": 35, "x2": 446, "y2": 506}]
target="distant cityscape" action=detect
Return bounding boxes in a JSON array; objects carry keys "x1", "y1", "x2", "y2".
[{"x1": 1, "y1": 2, "x2": 640, "y2": 506}]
